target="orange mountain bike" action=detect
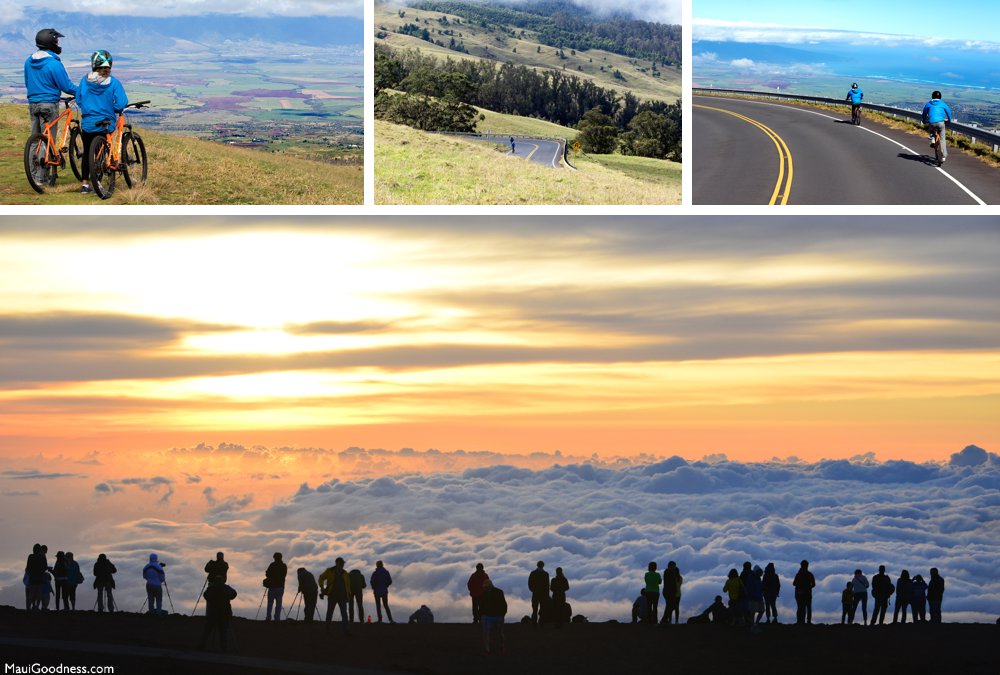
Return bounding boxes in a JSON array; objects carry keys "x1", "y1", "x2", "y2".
[
  {"x1": 23, "y1": 96, "x2": 85, "y2": 193},
  {"x1": 88, "y1": 100, "x2": 150, "y2": 200}
]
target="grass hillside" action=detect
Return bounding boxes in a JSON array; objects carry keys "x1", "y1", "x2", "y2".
[
  {"x1": 375, "y1": 120, "x2": 680, "y2": 204},
  {"x1": 375, "y1": 0, "x2": 680, "y2": 103},
  {"x1": 0, "y1": 104, "x2": 362, "y2": 205},
  {"x1": 476, "y1": 108, "x2": 578, "y2": 137}
]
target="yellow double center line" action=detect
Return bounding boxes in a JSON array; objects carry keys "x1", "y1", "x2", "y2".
[{"x1": 695, "y1": 104, "x2": 794, "y2": 205}]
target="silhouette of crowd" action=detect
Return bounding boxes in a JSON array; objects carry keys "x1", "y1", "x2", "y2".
[{"x1": 22, "y1": 541, "x2": 956, "y2": 651}]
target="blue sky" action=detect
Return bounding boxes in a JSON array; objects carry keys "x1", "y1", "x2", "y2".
[{"x1": 695, "y1": 0, "x2": 1000, "y2": 43}]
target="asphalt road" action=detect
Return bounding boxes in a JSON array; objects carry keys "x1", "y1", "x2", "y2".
[
  {"x1": 465, "y1": 135, "x2": 565, "y2": 168},
  {"x1": 693, "y1": 95, "x2": 1000, "y2": 205}
]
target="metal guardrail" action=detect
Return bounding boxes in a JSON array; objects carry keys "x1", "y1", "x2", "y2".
[
  {"x1": 433, "y1": 131, "x2": 575, "y2": 169},
  {"x1": 693, "y1": 87, "x2": 1000, "y2": 152}
]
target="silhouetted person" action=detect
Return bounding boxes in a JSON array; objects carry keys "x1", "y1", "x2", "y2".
[
  {"x1": 841, "y1": 582, "x2": 853, "y2": 624},
  {"x1": 631, "y1": 590, "x2": 650, "y2": 623},
  {"x1": 893, "y1": 570, "x2": 912, "y2": 623},
  {"x1": 723, "y1": 568, "x2": 745, "y2": 625},
  {"x1": 409, "y1": 604, "x2": 434, "y2": 623},
  {"x1": 550, "y1": 567, "x2": 569, "y2": 626},
  {"x1": 688, "y1": 595, "x2": 728, "y2": 624},
  {"x1": 793, "y1": 560, "x2": 815, "y2": 624},
  {"x1": 199, "y1": 578, "x2": 237, "y2": 652},
  {"x1": 64, "y1": 552, "x2": 81, "y2": 610},
  {"x1": 296, "y1": 567, "x2": 318, "y2": 622},
  {"x1": 93, "y1": 553, "x2": 117, "y2": 612},
  {"x1": 528, "y1": 561, "x2": 550, "y2": 626},
  {"x1": 205, "y1": 552, "x2": 229, "y2": 583},
  {"x1": 348, "y1": 569, "x2": 366, "y2": 623},
  {"x1": 264, "y1": 552, "x2": 287, "y2": 621},
  {"x1": 762, "y1": 562, "x2": 780, "y2": 623},
  {"x1": 467, "y1": 563, "x2": 489, "y2": 624},
  {"x1": 870, "y1": 565, "x2": 894, "y2": 625},
  {"x1": 850, "y1": 569, "x2": 869, "y2": 624},
  {"x1": 370, "y1": 560, "x2": 394, "y2": 623},
  {"x1": 40, "y1": 571, "x2": 53, "y2": 610},
  {"x1": 739, "y1": 562, "x2": 754, "y2": 623},
  {"x1": 319, "y1": 557, "x2": 351, "y2": 635},
  {"x1": 53, "y1": 551, "x2": 69, "y2": 610},
  {"x1": 662, "y1": 561, "x2": 682, "y2": 624},
  {"x1": 479, "y1": 579, "x2": 507, "y2": 656},
  {"x1": 911, "y1": 574, "x2": 928, "y2": 622},
  {"x1": 928, "y1": 568, "x2": 944, "y2": 623},
  {"x1": 643, "y1": 562, "x2": 661, "y2": 625},
  {"x1": 143, "y1": 553, "x2": 166, "y2": 614},
  {"x1": 746, "y1": 565, "x2": 765, "y2": 623},
  {"x1": 25, "y1": 543, "x2": 47, "y2": 610}
]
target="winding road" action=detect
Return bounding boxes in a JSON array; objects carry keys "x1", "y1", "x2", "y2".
[
  {"x1": 693, "y1": 95, "x2": 1000, "y2": 205},
  {"x1": 463, "y1": 134, "x2": 565, "y2": 169}
]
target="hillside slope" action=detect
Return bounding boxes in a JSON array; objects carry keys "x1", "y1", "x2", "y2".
[
  {"x1": 375, "y1": 0, "x2": 680, "y2": 103},
  {"x1": 0, "y1": 104, "x2": 362, "y2": 205},
  {"x1": 376, "y1": 120, "x2": 680, "y2": 204}
]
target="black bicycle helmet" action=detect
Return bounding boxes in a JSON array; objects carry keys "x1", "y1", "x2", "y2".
[
  {"x1": 932, "y1": 90, "x2": 942, "y2": 99},
  {"x1": 35, "y1": 28, "x2": 64, "y2": 54},
  {"x1": 91, "y1": 50, "x2": 113, "y2": 70},
  {"x1": 851, "y1": 82, "x2": 858, "y2": 89}
]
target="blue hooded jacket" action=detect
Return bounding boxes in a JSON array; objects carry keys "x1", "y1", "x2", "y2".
[
  {"x1": 846, "y1": 87, "x2": 863, "y2": 105},
  {"x1": 24, "y1": 51, "x2": 77, "y2": 103},
  {"x1": 77, "y1": 73, "x2": 128, "y2": 133},
  {"x1": 922, "y1": 99, "x2": 952, "y2": 125}
]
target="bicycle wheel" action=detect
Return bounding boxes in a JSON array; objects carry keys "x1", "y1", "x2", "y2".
[
  {"x1": 24, "y1": 133, "x2": 56, "y2": 193},
  {"x1": 122, "y1": 132, "x2": 148, "y2": 187},
  {"x1": 856, "y1": 108, "x2": 862, "y2": 127},
  {"x1": 68, "y1": 127, "x2": 85, "y2": 181},
  {"x1": 89, "y1": 136, "x2": 115, "y2": 200}
]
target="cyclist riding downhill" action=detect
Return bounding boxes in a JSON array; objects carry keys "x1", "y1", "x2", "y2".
[
  {"x1": 845, "y1": 83, "x2": 863, "y2": 125},
  {"x1": 76, "y1": 50, "x2": 128, "y2": 194},
  {"x1": 921, "y1": 90, "x2": 952, "y2": 166},
  {"x1": 23, "y1": 28, "x2": 76, "y2": 182}
]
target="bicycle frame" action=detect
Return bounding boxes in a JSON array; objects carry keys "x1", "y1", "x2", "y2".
[
  {"x1": 97, "y1": 112, "x2": 129, "y2": 171},
  {"x1": 35, "y1": 98, "x2": 77, "y2": 165}
]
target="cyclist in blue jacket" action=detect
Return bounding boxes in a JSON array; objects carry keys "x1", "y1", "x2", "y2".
[
  {"x1": 76, "y1": 50, "x2": 128, "y2": 193},
  {"x1": 845, "y1": 83, "x2": 863, "y2": 122},
  {"x1": 23, "y1": 28, "x2": 76, "y2": 137},
  {"x1": 921, "y1": 90, "x2": 953, "y2": 165}
]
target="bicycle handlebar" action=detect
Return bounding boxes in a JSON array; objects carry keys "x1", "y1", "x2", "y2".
[{"x1": 127, "y1": 100, "x2": 152, "y2": 109}]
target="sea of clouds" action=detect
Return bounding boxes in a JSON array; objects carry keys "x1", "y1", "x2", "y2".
[{"x1": 3, "y1": 445, "x2": 996, "y2": 624}]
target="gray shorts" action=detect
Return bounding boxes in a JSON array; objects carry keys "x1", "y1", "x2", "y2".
[{"x1": 29, "y1": 101, "x2": 59, "y2": 136}]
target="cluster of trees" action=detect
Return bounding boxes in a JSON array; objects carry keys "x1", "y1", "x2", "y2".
[
  {"x1": 375, "y1": 46, "x2": 482, "y2": 132},
  {"x1": 411, "y1": 0, "x2": 681, "y2": 66},
  {"x1": 577, "y1": 106, "x2": 680, "y2": 161},
  {"x1": 375, "y1": 45, "x2": 681, "y2": 160}
]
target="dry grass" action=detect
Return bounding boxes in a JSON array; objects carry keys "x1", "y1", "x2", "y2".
[
  {"x1": 375, "y1": 120, "x2": 680, "y2": 204},
  {"x1": 0, "y1": 103, "x2": 363, "y2": 204}
]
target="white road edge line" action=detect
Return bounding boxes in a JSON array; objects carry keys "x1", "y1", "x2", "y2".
[{"x1": 703, "y1": 97, "x2": 988, "y2": 205}]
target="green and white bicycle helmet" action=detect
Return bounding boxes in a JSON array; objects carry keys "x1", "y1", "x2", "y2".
[{"x1": 91, "y1": 50, "x2": 113, "y2": 70}]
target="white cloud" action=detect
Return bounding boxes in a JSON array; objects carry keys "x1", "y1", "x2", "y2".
[
  {"x1": 3, "y1": 0, "x2": 358, "y2": 18},
  {"x1": 692, "y1": 18, "x2": 1000, "y2": 51},
  {"x1": 5, "y1": 448, "x2": 994, "y2": 624}
]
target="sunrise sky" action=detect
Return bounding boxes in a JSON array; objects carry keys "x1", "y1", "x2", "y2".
[
  {"x1": 1, "y1": 216, "x2": 996, "y2": 463},
  {"x1": 1, "y1": 216, "x2": 998, "y2": 622}
]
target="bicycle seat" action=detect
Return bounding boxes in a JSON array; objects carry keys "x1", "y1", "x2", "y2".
[{"x1": 98, "y1": 120, "x2": 111, "y2": 130}]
